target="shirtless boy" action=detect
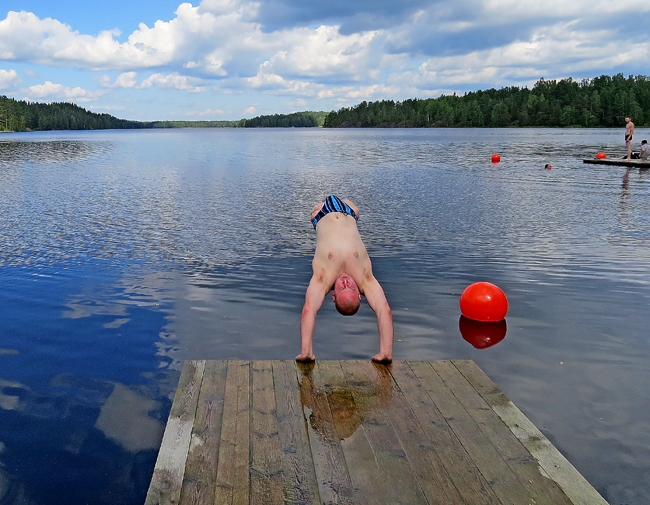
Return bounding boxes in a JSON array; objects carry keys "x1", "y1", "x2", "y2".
[
  {"x1": 296, "y1": 195, "x2": 393, "y2": 363},
  {"x1": 625, "y1": 117, "x2": 635, "y2": 160}
]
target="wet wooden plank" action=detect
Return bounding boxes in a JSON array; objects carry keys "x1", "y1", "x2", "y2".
[
  {"x1": 340, "y1": 360, "x2": 428, "y2": 505},
  {"x1": 149, "y1": 360, "x2": 607, "y2": 505},
  {"x1": 272, "y1": 361, "x2": 321, "y2": 505},
  {"x1": 370, "y1": 362, "x2": 465, "y2": 505},
  {"x1": 316, "y1": 360, "x2": 385, "y2": 505},
  {"x1": 145, "y1": 360, "x2": 205, "y2": 505},
  {"x1": 214, "y1": 361, "x2": 250, "y2": 505},
  {"x1": 410, "y1": 360, "x2": 536, "y2": 505},
  {"x1": 453, "y1": 360, "x2": 609, "y2": 505},
  {"x1": 179, "y1": 360, "x2": 228, "y2": 505},
  {"x1": 296, "y1": 361, "x2": 355, "y2": 504},
  {"x1": 250, "y1": 360, "x2": 284, "y2": 505},
  {"x1": 390, "y1": 361, "x2": 498, "y2": 505},
  {"x1": 434, "y1": 360, "x2": 574, "y2": 505}
]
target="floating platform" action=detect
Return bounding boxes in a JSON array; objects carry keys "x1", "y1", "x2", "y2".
[
  {"x1": 145, "y1": 360, "x2": 607, "y2": 505},
  {"x1": 583, "y1": 158, "x2": 650, "y2": 167}
]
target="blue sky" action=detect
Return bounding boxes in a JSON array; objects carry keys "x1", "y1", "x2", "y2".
[{"x1": 1, "y1": 0, "x2": 649, "y2": 121}]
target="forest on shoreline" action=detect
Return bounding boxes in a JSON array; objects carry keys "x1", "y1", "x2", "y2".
[
  {"x1": 1, "y1": 74, "x2": 648, "y2": 133},
  {"x1": 0, "y1": 98, "x2": 327, "y2": 132},
  {"x1": 324, "y1": 74, "x2": 650, "y2": 128}
]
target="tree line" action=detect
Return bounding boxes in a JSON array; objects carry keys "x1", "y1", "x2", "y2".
[
  {"x1": 243, "y1": 111, "x2": 327, "y2": 127},
  {"x1": 0, "y1": 96, "x2": 147, "y2": 132},
  {"x1": 323, "y1": 74, "x2": 650, "y2": 128},
  {"x1": 0, "y1": 96, "x2": 330, "y2": 132}
]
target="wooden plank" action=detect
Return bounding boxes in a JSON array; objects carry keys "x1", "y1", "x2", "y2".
[
  {"x1": 178, "y1": 360, "x2": 228, "y2": 505},
  {"x1": 214, "y1": 361, "x2": 251, "y2": 505},
  {"x1": 433, "y1": 360, "x2": 573, "y2": 505},
  {"x1": 296, "y1": 361, "x2": 354, "y2": 504},
  {"x1": 453, "y1": 360, "x2": 609, "y2": 505},
  {"x1": 411, "y1": 360, "x2": 537, "y2": 505},
  {"x1": 390, "y1": 361, "x2": 498, "y2": 505},
  {"x1": 340, "y1": 360, "x2": 428, "y2": 505},
  {"x1": 366, "y1": 362, "x2": 466, "y2": 505},
  {"x1": 272, "y1": 361, "x2": 321, "y2": 505},
  {"x1": 316, "y1": 360, "x2": 385, "y2": 505},
  {"x1": 145, "y1": 360, "x2": 206, "y2": 505},
  {"x1": 250, "y1": 360, "x2": 284, "y2": 505}
]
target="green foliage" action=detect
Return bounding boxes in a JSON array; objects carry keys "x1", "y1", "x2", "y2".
[
  {"x1": 0, "y1": 95, "x2": 147, "y2": 132},
  {"x1": 324, "y1": 75, "x2": 650, "y2": 128},
  {"x1": 243, "y1": 111, "x2": 326, "y2": 127}
]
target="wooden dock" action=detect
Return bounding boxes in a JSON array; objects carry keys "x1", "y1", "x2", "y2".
[
  {"x1": 583, "y1": 158, "x2": 650, "y2": 167},
  {"x1": 145, "y1": 360, "x2": 608, "y2": 505}
]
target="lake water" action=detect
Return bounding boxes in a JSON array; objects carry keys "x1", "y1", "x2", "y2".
[{"x1": 0, "y1": 127, "x2": 649, "y2": 504}]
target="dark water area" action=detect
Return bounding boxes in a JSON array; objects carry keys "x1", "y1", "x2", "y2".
[{"x1": 0, "y1": 127, "x2": 649, "y2": 504}]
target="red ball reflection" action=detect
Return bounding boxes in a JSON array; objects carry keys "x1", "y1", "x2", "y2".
[{"x1": 459, "y1": 316, "x2": 507, "y2": 349}]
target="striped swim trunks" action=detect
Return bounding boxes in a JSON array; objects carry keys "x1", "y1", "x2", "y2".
[{"x1": 311, "y1": 195, "x2": 358, "y2": 229}]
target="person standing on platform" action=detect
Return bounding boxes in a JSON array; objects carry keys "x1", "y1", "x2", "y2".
[
  {"x1": 625, "y1": 117, "x2": 635, "y2": 160},
  {"x1": 297, "y1": 195, "x2": 393, "y2": 364}
]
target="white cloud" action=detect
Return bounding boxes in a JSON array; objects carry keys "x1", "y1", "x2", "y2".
[
  {"x1": 138, "y1": 72, "x2": 207, "y2": 92},
  {"x1": 412, "y1": 21, "x2": 650, "y2": 88},
  {"x1": 244, "y1": 105, "x2": 256, "y2": 115},
  {"x1": 89, "y1": 105, "x2": 127, "y2": 111},
  {"x1": 186, "y1": 108, "x2": 225, "y2": 115},
  {"x1": 24, "y1": 81, "x2": 107, "y2": 102},
  {"x1": 0, "y1": 69, "x2": 21, "y2": 90}
]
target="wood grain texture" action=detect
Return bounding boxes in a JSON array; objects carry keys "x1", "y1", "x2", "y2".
[
  {"x1": 147, "y1": 360, "x2": 606, "y2": 505},
  {"x1": 146, "y1": 360, "x2": 205, "y2": 505},
  {"x1": 272, "y1": 360, "x2": 321, "y2": 505}
]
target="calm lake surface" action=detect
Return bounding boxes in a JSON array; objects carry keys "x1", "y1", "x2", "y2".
[{"x1": 0, "y1": 127, "x2": 649, "y2": 504}]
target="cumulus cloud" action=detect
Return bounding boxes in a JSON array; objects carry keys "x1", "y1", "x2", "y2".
[
  {"x1": 24, "y1": 81, "x2": 107, "y2": 102},
  {"x1": 186, "y1": 108, "x2": 226, "y2": 115},
  {"x1": 414, "y1": 21, "x2": 650, "y2": 88},
  {"x1": 138, "y1": 72, "x2": 207, "y2": 92},
  {"x1": 244, "y1": 106, "x2": 256, "y2": 115},
  {"x1": 2, "y1": 0, "x2": 650, "y2": 112},
  {"x1": 0, "y1": 69, "x2": 21, "y2": 90}
]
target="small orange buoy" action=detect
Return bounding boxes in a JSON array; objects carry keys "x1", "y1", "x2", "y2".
[
  {"x1": 596, "y1": 152, "x2": 606, "y2": 159},
  {"x1": 460, "y1": 282, "x2": 508, "y2": 322},
  {"x1": 491, "y1": 154, "x2": 501, "y2": 163}
]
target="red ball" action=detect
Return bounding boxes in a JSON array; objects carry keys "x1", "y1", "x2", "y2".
[
  {"x1": 460, "y1": 282, "x2": 508, "y2": 322},
  {"x1": 596, "y1": 152, "x2": 606, "y2": 159},
  {"x1": 459, "y1": 316, "x2": 507, "y2": 349},
  {"x1": 491, "y1": 154, "x2": 501, "y2": 163}
]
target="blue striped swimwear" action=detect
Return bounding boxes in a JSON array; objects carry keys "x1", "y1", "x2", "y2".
[{"x1": 312, "y1": 195, "x2": 358, "y2": 229}]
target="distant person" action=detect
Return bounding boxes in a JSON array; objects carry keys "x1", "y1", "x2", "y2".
[
  {"x1": 297, "y1": 195, "x2": 393, "y2": 363},
  {"x1": 639, "y1": 140, "x2": 649, "y2": 161},
  {"x1": 625, "y1": 117, "x2": 635, "y2": 160},
  {"x1": 544, "y1": 164, "x2": 551, "y2": 170}
]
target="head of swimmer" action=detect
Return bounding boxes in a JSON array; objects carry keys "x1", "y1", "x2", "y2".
[{"x1": 332, "y1": 274, "x2": 361, "y2": 316}]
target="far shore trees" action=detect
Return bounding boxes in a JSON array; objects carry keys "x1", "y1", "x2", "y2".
[{"x1": 323, "y1": 74, "x2": 650, "y2": 128}]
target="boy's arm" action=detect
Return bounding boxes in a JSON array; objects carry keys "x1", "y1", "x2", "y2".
[
  {"x1": 362, "y1": 277, "x2": 393, "y2": 363},
  {"x1": 297, "y1": 276, "x2": 328, "y2": 361}
]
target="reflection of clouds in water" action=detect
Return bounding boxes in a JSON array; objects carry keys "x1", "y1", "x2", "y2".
[
  {"x1": 0, "y1": 379, "x2": 29, "y2": 411},
  {"x1": 95, "y1": 384, "x2": 164, "y2": 453}
]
